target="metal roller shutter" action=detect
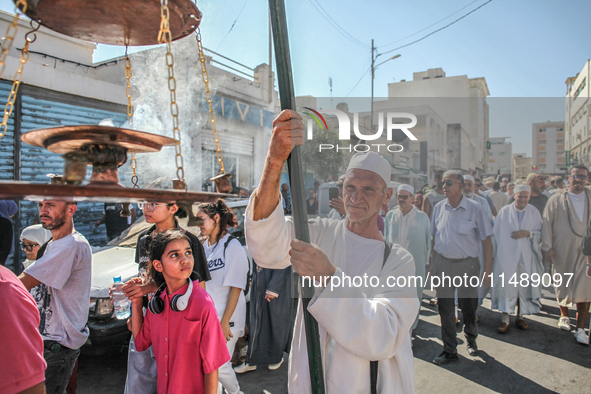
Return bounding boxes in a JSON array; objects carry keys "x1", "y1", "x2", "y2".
[
  {"x1": 16, "y1": 86, "x2": 127, "y2": 256},
  {"x1": 201, "y1": 130, "x2": 254, "y2": 156}
]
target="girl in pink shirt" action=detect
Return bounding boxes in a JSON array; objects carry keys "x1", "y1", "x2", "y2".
[{"x1": 130, "y1": 230, "x2": 230, "y2": 394}]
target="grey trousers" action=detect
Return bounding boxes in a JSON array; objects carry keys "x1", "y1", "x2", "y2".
[
  {"x1": 44, "y1": 345, "x2": 80, "y2": 394},
  {"x1": 432, "y1": 253, "x2": 480, "y2": 355}
]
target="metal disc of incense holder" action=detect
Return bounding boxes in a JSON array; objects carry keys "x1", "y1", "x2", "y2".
[
  {"x1": 14, "y1": 0, "x2": 201, "y2": 46},
  {"x1": 21, "y1": 126, "x2": 177, "y2": 185},
  {"x1": 0, "y1": 181, "x2": 238, "y2": 204}
]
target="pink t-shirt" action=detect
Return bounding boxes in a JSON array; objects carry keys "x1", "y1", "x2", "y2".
[
  {"x1": 135, "y1": 281, "x2": 230, "y2": 394},
  {"x1": 0, "y1": 266, "x2": 47, "y2": 394}
]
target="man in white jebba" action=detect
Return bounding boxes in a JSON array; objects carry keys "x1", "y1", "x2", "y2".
[
  {"x1": 245, "y1": 110, "x2": 419, "y2": 393},
  {"x1": 384, "y1": 184, "x2": 430, "y2": 332},
  {"x1": 491, "y1": 184, "x2": 543, "y2": 333}
]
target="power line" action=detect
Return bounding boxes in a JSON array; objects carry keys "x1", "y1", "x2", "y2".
[
  {"x1": 307, "y1": 0, "x2": 370, "y2": 49},
  {"x1": 379, "y1": 0, "x2": 493, "y2": 56},
  {"x1": 381, "y1": 0, "x2": 481, "y2": 48},
  {"x1": 345, "y1": 65, "x2": 371, "y2": 97},
  {"x1": 216, "y1": 0, "x2": 250, "y2": 51}
]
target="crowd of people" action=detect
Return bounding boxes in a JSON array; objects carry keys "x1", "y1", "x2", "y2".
[{"x1": 2, "y1": 109, "x2": 591, "y2": 394}]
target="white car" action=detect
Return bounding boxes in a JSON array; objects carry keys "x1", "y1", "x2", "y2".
[{"x1": 86, "y1": 198, "x2": 252, "y2": 352}]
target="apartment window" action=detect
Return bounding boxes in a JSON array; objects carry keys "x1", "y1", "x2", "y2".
[
  {"x1": 539, "y1": 128, "x2": 546, "y2": 133},
  {"x1": 557, "y1": 145, "x2": 564, "y2": 151},
  {"x1": 574, "y1": 78, "x2": 586, "y2": 99}
]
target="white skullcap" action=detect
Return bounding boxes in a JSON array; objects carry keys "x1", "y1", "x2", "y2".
[
  {"x1": 20, "y1": 224, "x2": 52, "y2": 245},
  {"x1": 464, "y1": 175, "x2": 475, "y2": 183},
  {"x1": 502, "y1": 177, "x2": 509, "y2": 182},
  {"x1": 514, "y1": 185, "x2": 531, "y2": 193},
  {"x1": 346, "y1": 152, "x2": 391, "y2": 187},
  {"x1": 397, "y1": 184, "x2": 414, "y2": 195}
]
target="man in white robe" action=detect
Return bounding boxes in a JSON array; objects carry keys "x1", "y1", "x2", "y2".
[
  {"x1": 385, "y1": 184, "x2": 430, "y2": 331},
  {"x1": 245, "y1": 110, "x2": 419, "y2": 394},
  {"x1": 491, "y1": 185, "x2": 543, "y2": 333},
  {"x1": 542, "y1": 165, "x2": 591, "y2": 345}
]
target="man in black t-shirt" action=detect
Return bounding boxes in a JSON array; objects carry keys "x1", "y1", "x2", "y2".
[{"x1": 508, "y1": 173, "x2": 548, "y2": 216}]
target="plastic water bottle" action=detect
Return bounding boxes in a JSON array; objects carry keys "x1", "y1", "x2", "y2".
[{"x1": 112, "y1": 276, "x2": 131, "y2": 320}]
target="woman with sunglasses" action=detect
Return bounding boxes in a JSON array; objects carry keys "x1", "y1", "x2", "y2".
[
  {"x1": 384, "y1": 184, "x2": 431, "y2": 332},
  {"x1": 19, "y1": 224, "x2": 52, "y2": 270}
]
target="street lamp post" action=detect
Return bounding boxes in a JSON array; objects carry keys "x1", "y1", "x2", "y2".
[{"x1": 370, "y1": 39, "x2": 400, "y2": 133}]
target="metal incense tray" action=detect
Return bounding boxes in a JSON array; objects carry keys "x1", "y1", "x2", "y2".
[
  {"x1": 15, "y1": 0, "x2": 201, "y2": 46},
  {"x1": 21, "y1": 125, "x2": 177, "y2": 185}
]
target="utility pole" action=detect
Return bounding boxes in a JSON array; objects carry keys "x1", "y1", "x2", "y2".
[
  {"x1": 370, "y1": 39, "x2": 375, "y2": 133},
  {"x1": 329, "y1": 77, "x2": 333, "y2": 108},
  {"x1": 370, "y1": 40, "x2": 400, "y2": 135}
]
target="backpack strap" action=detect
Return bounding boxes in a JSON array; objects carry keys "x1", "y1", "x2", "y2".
[
  {"x1": 223, "y1": 234, "x2": 252, "y2": 295},
  {"x1": 370, "y1": 241, "x2": 392, "y2": 394}
]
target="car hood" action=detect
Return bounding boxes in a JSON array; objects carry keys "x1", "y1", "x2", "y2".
[{"x1": 91, "y1": 247, "x2": 137, "y2": 299}]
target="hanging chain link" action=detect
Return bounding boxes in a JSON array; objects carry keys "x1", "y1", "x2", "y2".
[
  {"x1": 0, "y1": 0, "x2": 27, "y2": 81},
  {"x1": 158, "y1": 0, "x2": 185, "y2": 183},
  {"x1": 0, "y1": 0, "x2": 29, "y2": 141},
  {"x1": 124, "y1": 46, "x2": 140, "y2": 188},
  {"x1": 0, "y1": 20, "x2": 40, "y2": 140},
  {"x1": 196, "y1": 29, "x2": 225, "y2": 175}
]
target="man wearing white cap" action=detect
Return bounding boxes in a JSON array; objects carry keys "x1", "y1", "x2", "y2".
[
  {"x1": 245, "y1": 110, "x2": 419, "y2": 393},
  {"x1": 385, "y1": 184, "x2": 430, "y2": 331},
  {"x1": 491, "y1": 185, "x2": 543, "y2": 333}
]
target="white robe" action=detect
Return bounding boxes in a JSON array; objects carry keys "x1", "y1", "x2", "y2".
[
  {"x1": 384, "y1": 206, "x2": 430, "y2": 329},
  {"x1": 245, "y1": 199, "x2": 419, "y2": 394},
  {"x1": 491, "y1": 204, "x2": 543, "y2": 314}
]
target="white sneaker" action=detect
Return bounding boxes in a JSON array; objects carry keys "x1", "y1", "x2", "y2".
[
  {"x1": 268, "y1": 358, "x2": 284, "y2": 370},
  {"x1": 574, "y1": 328, "x2": 589, "y2": 345},
  {"x1": 234, "y1": 363, "x2": 257, "y2": 373},
  {"x1": 558, "y1": 316, "x2": 571, "y2": 331}
]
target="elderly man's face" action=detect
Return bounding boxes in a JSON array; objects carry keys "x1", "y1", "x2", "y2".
[
  {"x1": 463, "y1": 179, "x2": 475, "y2": 196},
  {"x1": 442, "y1": 174, "x2": 463, "y2": 200},
  {"x1": 343, "y1": 169, "x2": 392, "y2": 225},
  {"x1": 515, "y1": 191, "x2": 530, "y2": 210},
  {"x1": 397, "y1": 190, "x2": 414, "y2": 211}
]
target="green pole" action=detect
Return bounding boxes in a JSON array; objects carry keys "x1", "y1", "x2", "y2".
[{"x1": 268, "y1": 0, "x2": 325, "y2": 392}]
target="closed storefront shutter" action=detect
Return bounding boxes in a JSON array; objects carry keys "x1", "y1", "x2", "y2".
[{"x1": 4, "y1": 84, "x2": 126, "y2": 272}]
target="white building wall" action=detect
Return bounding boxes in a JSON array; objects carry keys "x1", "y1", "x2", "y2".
[
  {"x1": 565, "y1": 60, "x2": 591, "y2": 166},
  {"x1": 487, "y1": 137, "x2": 512, "y2": 175},
  {"x1": 387, "y1": 68, "x2": 490, "y2": 175}
]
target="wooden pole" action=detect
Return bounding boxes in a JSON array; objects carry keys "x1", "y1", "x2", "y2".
[{"x1": 268, "y1": 0, "x2": 325, "y2": 392}]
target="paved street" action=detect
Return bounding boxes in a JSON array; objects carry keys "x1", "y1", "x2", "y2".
[{"x1": 78, "y1": 286, "x2": 591, "y2": 394}]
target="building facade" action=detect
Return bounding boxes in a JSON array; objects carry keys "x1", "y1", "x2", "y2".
[
  {"x1": 512, "y1": 153, "x2": 533, "y2": 180},
  {"x1": 532, "y1": 121, "x2": 565, "y2": 175},
  {"x1": 487, "y1": 137, "x2": 512, "y2": 177},
  {"x1": 386, "y1": 67, "x2": 490, "y2": 182},
  {"x1": 565, "y1": 60, "x2": 590, "y2": 167}
]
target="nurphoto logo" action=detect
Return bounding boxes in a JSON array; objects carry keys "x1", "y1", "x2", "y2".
[{"x1": 303, "y1": 107, "x2": 418, "y2": 153}]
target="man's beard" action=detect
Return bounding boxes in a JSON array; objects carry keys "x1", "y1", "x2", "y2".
[
  {"x1": 41, "y1": 211, "x2": 67, "y2": 230},
  {"x1": 464, "y1": 191, "x2": 474, "y2": 198}
]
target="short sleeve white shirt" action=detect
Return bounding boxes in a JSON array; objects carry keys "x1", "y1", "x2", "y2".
[{"x1": 204, "y1": 234, "x2": 248, "y2": 336}]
